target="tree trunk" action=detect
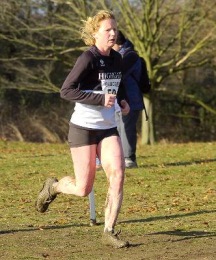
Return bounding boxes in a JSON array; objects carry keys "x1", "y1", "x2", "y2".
[{"x1": 141, "y1": 96, "x2": 155, "y2": 145}]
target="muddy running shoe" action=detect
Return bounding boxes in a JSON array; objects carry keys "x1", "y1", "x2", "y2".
[
  {"x1": 35, "y1": 177, "x2": 58, "y2": 213},
  {"x1": 102, "y1": 230, "x2": 129, "y2": 248}
]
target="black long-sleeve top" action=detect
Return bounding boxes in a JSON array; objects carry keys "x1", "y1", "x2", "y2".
[{"x1": 60, "y1": 46, "x2": 127, "y2": 129}]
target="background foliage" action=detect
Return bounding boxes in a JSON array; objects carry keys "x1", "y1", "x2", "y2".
[{"x1": 0, "y1": 0, "x2": 216, "y2": 143}]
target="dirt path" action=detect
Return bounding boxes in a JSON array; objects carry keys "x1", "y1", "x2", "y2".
[{"x1": 1, "y1": 225, "x2": 215, "y2": 259}]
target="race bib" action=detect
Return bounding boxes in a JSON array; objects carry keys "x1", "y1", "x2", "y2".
[
  {"x1": 101, "y1": 79, "x2": 120, "y2": 95},
  {"x1": 99, "y1": 72, "x2": 121, "y2": 95}
]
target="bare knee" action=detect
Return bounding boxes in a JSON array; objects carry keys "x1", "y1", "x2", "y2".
[{"x1": 76, "y1": 186, "x2": 92, "y2": 197}]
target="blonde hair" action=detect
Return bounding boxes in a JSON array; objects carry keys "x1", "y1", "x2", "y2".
[{"x1": 80, "y1": 10, "x2": 116, "y2": 46}]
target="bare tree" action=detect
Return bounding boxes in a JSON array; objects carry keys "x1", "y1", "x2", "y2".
[
  {"x1": 0, "y1": 0, "x2": 90, "y2": 93},
  {"x1": 111, "y1": 0, "x2": 216, "y2": 143},
  {"x1": 0, "y1": 0, "x2": 215, "y2": 143}
]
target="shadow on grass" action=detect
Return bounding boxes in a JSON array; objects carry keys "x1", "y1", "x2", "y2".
[
  {"x1": 119, "y1": 209, "x2": 216, "y2": 224},
  {"x1": 0, "y1": 222, "x2": 89, "y2": 235},
  {"x1": 147, "y1": 230, "x2": 216, "y2": 241},
  {"x1": 138, "y1": 157, "x2": 216, "y2": 168},
  {"x1": 1, "y1": 209, "x2": 215, "y2": 236}
]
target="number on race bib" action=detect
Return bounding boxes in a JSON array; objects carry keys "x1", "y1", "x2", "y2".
[{"x1": 107, "y1": 88, "x2": 117, "y2": 95}]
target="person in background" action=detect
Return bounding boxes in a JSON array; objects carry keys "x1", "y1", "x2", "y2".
[
  {"x1": 96, "y1": 156, "x2": 102, "y2": 170},
  {"x1": 113, "y1": 31, "x2": 145, "y2": 168},
  {"x1": 35, "y1": 10, "x2": 130, "y2": 249}
]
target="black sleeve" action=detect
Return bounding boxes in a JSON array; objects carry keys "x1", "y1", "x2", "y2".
[
  {"x1": 60, "y1": 51, "x2": 105, "y2": 106},
  {"x1": 112, "y1": 52, "x2": 129, "y2": 106},
  {"x1": 117, "y1": 81, "x2": 129, "y2": 106}
]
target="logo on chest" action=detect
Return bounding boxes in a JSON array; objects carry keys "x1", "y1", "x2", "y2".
[{"x1": 100, "y1": 59, "x2": 105, "y2": 67}]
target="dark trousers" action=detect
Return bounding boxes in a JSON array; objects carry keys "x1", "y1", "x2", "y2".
[{"x1": 116, "y1": 110, "x2": 141, "y2": 162}]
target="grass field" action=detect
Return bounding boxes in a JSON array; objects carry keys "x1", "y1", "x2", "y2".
[{"x1": 0, "y1": 141, "x2": 215, "y2": 259}]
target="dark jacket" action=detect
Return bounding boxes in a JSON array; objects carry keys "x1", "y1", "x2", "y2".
[{"x1": 119, "y1": 40, "x2": 144, "y2": 111}]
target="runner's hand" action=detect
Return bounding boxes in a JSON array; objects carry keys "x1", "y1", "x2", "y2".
[
  {"x1": 120, "y1": 100, "x2": 130, "y2": 115},
  {"x1": 104, "y1": 94, "x2": 116, "y2": 108}
]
